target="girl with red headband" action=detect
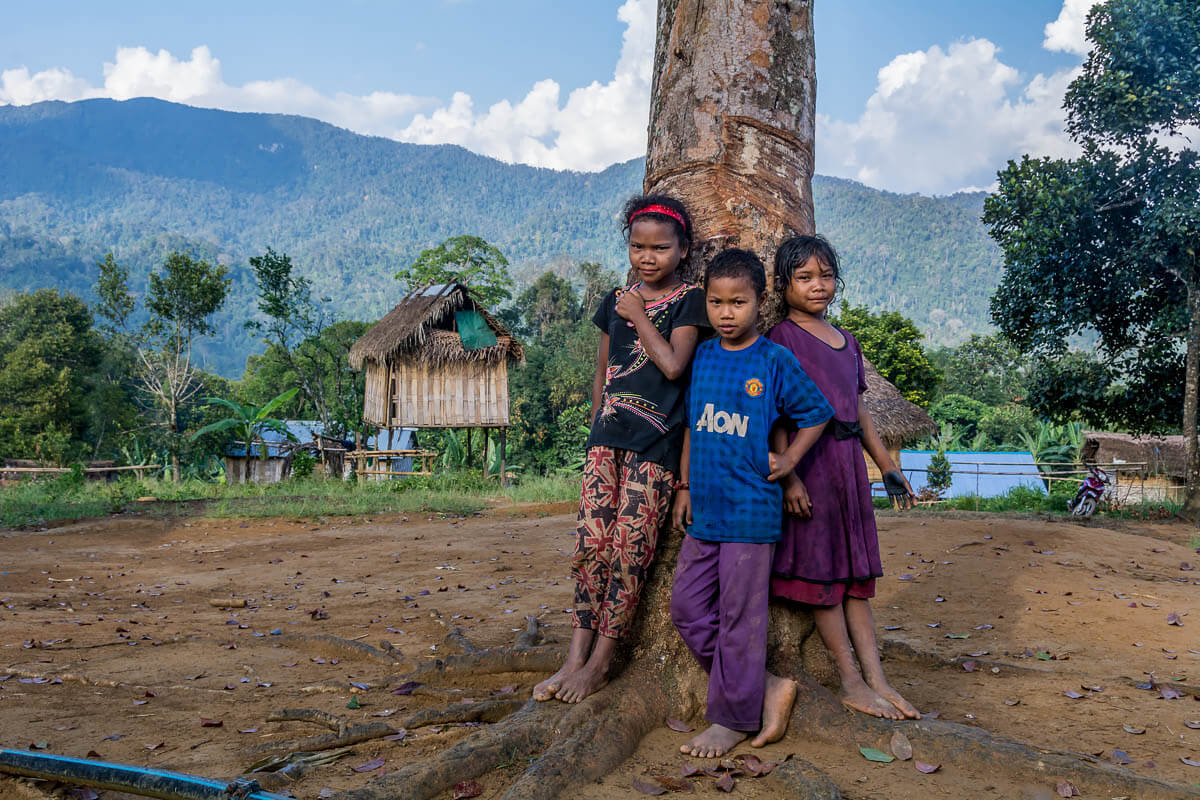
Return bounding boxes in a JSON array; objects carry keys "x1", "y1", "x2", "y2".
[{"x1": 534, "y1": 194, "x2": 710, "y2": 704}]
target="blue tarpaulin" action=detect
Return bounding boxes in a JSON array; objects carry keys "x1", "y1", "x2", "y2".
[{"x1": 900, "y1": 450, "x2": 1046, "y2": 498}]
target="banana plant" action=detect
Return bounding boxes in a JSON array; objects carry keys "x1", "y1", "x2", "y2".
[{"x1": 191, "y1": 388, "x2": 299, "y2": 483}]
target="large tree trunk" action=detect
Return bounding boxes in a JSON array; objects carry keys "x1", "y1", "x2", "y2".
[
  {"x1": 1182, "y1": 282, "x2": 1200, "y2": 517},
  {"x1": 645, "y1": 0, "x2": 817, "y2": 311}
]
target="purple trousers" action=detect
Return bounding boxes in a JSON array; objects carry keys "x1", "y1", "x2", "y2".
[{"x1": 670, "y1": 535, "x2": 773, "y2": 732}]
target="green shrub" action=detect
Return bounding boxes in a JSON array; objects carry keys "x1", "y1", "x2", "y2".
[
  {"x1": 977, "y1": 404, "x2": 1035, "y2": 450},
  {"x1": 929, "y1": 394, "x2": 990, "y2": 440}
]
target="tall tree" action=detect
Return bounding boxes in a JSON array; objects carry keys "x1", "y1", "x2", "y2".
[
  {"x1": 0, "y1": 289, "x2": 99, "y2": 463},
  {"x1": 645, "y1": 0, "x2": 815, "y2": 308},
  {"x1": 98, "y1": 251, "x2": 230, "y2": 481},
  {"x1": 395, "y1": 235, "x2": 513, "y2": 310},
  {"x1": 831, "y1": 302, "x2": 940, "y2": 406},
  {"x1": 983, "y1": 0, "x2": 1200, "y2": 514},
  {"x1": 245, "y1": 248, "x2": 366, "y2": 437}
]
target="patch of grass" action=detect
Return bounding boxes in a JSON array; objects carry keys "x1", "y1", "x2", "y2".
[{"x1": 0, "y1": 470, "x2": 582, "y2": 528}]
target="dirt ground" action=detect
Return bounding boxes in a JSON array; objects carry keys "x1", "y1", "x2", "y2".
[{"x1": 1, "y1": 505, "x2": 1199, "y2": 799}]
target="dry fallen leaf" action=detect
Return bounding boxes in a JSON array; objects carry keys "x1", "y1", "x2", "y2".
[
  {"x1": 1056, "y1": 779, "x2": 1080, "y2": 797},
  {"x1": 351, "y1": 757, "x2": 385, "y2": 773},
  {"x1": 715, "y1": 773, "x2": 736, "y2": 793},
  {"x1": 1122, "y1": 724, "x2": 1145, "y2": 735},
  {"x1": 631, "y1": 776, "x2": 667, "y2": 796},
  {"x1": 666, "y1": 718, "x2": 694, "y2": 733},
  {"x1": 914, "y1": 761, "x2": 940, "y2": 774},
  {"x1": 452, "y1": 781, "x2": 483, "y2": 799}
]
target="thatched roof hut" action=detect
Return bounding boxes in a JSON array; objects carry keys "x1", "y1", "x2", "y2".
[
  {"x1": 861, "y1": 357, "x2": 937, "y2": 449},
  {"x1": 1082, "y1": 432, "x2": 1187, "y2": 478},
  {"x1": 350, "y1": 282, "x2": 523, "y2": 429}
]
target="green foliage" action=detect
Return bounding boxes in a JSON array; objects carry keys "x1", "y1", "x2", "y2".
[
  {"x1": 927, "y1": 449, "x2": 953, "y2": 492},
  {"x1": 396, "y1": 235, "x2": 513, "y2": 310},
  {"x1": 932, "y1": 334, "x2": 1028, "y2": 405},
  {"x1": 1065, "y1": 0, "x2": 1200, "y2": 144},
  {"x1": 984, "y1": 0, "x2": 1199, "y2": 438},
  {"x1": 239, "y1": 320, "x2": 370, "y2": 439},
  {"x1": 928, "y1": 394, "x2": 989, "y2": 441},
  {"x1": 192, "y1": 387, "x2": 300, "y2": 453},
  {"x1": 830, "y1": 301, "x2": 939, "y2": 406},
  {"x1": 289, "y1": 449, "x2": 317, "y2": 480},
  {"x1": 0, "y1": 289, "x2": 101, "y2": 463},
  {"x1": 977, "y1": 404, "x2": 1035, "y2": 450},
  {"x1": 1019, "y1": 421, "x2": 1084, "y2": 467},
  {"x1": 95, "y1": 252, "x2": 134, "y2": 333},
  {"x1": 145, "y1": 252, "x2": 231, "y2": 344},
  {"x1": 506, "y1": 264, "x2": 616, "y2": 473}
]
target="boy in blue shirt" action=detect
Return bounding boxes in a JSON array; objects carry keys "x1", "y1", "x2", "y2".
[{"x1": 670, "y1": 249, "x2": 833, "y2": 758}]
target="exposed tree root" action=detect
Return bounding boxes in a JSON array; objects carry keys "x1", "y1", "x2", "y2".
[
  {"x1": 768, "y1": 758, "x2": 841, "y2": 800},
  {"x1": 428, "y1": 608, "x2": 483, "y2": 654},
  {"x1": 404, "y1": 698, "x2": 525, "y2": 729},
  {"x1": 275, "y1": 633, "x2": 404, "y2": 665},
  {"x1": 267, "y1": 708, "x2": 353, "y2": 733},
  {"x1": 502, "y1": 673, "x2": 668, "y2": 800},
  {"x1": 785, "y1": 677, "x2": 1199, "y2": 799},
  {"x1": 26, "y1": 634, "x2": 198, "y2": 651},
  {"x1": 250, "y1": 708, "x2": 397, "y2": 755},
  {"x1": 399, "y1": 645, "x2": 563, "y2": 679},
  {"x1": 333, "y1": 701, "x2": 568, "y2": 800}
]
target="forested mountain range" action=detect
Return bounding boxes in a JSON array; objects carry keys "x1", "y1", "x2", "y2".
[{"x1": 0, "y1": 98, "x2": 1002, "y2": 375}]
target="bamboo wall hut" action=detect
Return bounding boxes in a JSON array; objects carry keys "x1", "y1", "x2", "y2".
[
  {"x1": 861, "y1": 357, "x2": 938, "y2": 482},
  {"x1": 349, "y1": 282, "x2": 524, "y2": 459},
  {"x1": 1082, "y1": 432, "x2": 1187, "y2": 502}
]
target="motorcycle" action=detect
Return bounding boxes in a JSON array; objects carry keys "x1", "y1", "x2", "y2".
[{"x1": 1069, "y1": 465, "x2": 1109, "y2": 517}]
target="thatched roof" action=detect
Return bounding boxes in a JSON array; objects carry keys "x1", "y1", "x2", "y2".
[
  {"x1": 1083, "y1": 432, "x2": 1188, "y2": 477},
  {"x1": 349, "y1": 282, "x2": 523, "y2": 370},
  {"x1": 862, "y1": 357, "x2": 937, "y2": 449}
]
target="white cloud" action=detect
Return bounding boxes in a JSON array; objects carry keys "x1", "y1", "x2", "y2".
[
  {"x1": 1044, "y1": 0, "x2": 1100, "y2": 56},
  {"x1": 816, "y1": 0, "x2": 1102, "y2": 196},
  {"x1": 0, "y1": 45, "x2": 428, "y2": 140},
  {"x1": 398, "y1": 0, "x2": 654, "y2": 170}
]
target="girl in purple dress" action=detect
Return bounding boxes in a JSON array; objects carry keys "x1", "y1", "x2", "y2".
[{"x1": 766, "y1": 235, "x2": 920, "y2": 721}]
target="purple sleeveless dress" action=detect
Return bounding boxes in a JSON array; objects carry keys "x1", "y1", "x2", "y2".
[{"x1": 766, "y1": 320, "x2": 882, "y2": 606}]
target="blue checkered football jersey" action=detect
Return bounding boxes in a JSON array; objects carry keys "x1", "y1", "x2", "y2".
[{"x1": 686, "y1": 336, "x2": 833, "y2": 543}]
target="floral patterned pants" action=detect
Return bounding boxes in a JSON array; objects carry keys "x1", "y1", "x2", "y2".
[{"x1": 571, "y1": 446, "x2": 674, "y2": 639}]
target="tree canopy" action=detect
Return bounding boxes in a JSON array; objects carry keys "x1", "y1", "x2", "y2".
[
  {"x1": 831, "y1": 301, "x2": 940, "y2": 406},
  {"x1": 983, "y1": 0, "x2": 1200, "y2": 510},
  {"x1": 395, "y1": 235, "x2": 514, "y2": 310}
]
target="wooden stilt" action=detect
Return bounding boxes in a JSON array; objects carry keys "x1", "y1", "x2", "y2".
[
  {"x1": 482, "y1": 428, "x2": 490, "y2": 474},
  {"x1": 499, "y1": 427, "x2": 507, "y2": 488},
  {"x1": 465, "y1": 427, "x2": 472, "y2": 469}
]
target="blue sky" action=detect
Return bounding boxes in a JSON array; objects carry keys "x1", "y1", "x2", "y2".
[{"x1": 0, "y1": 1, "x2": 1097, "y2": 194}]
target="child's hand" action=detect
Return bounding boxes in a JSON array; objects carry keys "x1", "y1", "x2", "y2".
[
  {"x1": 882, "y1": 470, "x2": 915, "y2": 510},
  {"x1": 615, "y1": 289, "x2": 647, "y2": 322},
  {"x1": 782, "y1": 476, "x2": 812, "y2": 518},
  {"x1": 672, "y1": 489, "x2": 692, "y2": 532},
  {"x1": 767, "y1": 450, "x2": 799, "y2": 482}
]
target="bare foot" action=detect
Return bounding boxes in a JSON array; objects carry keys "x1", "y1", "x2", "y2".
[
  {"x1": 532, "y1": 662, "x2": 579, "y2": 701},
  {"x1": 840, "y1": 677, "x2": 904, "y2": 720},
  {"x1": 867, "y1": 678, "x2": 921, "y2": 719},
  {"x1": 681, "y1": 724, "x2": 747, "y2": 758},
  {"x1": 555, "y1": 664, "x2": 608, "y2": 703},
  {"x1": 750, "y1": 673, "x2": 797, "y2": 747}
]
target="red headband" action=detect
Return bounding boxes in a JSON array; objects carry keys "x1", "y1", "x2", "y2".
[{"x1": 630, "y1": 204, "x2": 687, "y2": 231}]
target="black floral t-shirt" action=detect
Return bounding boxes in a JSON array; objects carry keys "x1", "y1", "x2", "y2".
[{"x1": 586, "y1": 282, "x2": 710, "y2": 472}]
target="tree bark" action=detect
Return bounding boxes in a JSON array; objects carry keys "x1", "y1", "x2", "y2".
[
  {"x1": 1182, "y1": 282, "x2": 1200, "y2": 517},
  {"x1": 645, "y1": 0, "x2": 816, "y2": 314}
]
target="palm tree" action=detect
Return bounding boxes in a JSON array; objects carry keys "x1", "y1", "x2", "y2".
[{"x1": 191, "y1": 388, "x2": 299, "y2": 483}]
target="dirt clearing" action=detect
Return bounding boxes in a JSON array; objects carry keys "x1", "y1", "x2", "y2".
[{"x1": 2, "y1": 507, "x2": 1198, "y2": 798}]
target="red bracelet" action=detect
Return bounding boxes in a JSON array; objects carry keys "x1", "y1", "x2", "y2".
[{"x1": 675, "y1": 482, "x2": 690, "y2": 491}]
